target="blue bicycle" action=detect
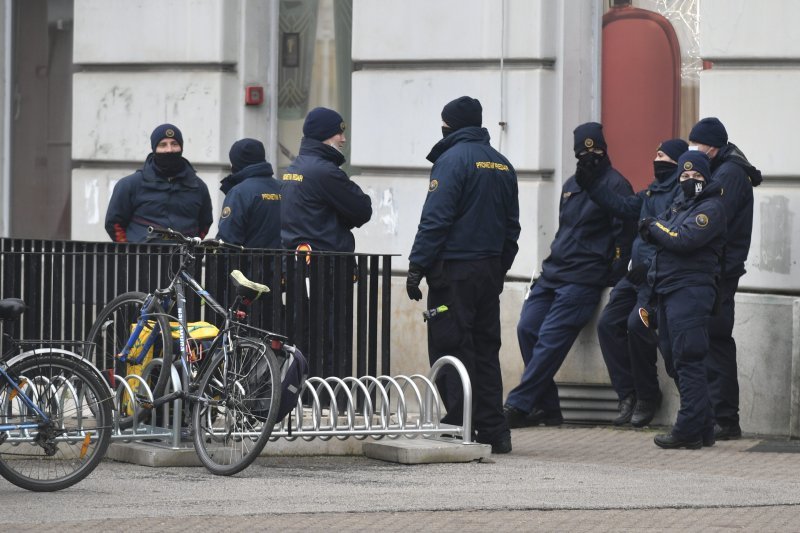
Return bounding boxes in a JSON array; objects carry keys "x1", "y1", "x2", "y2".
[{"x1": 0, "y1": 298, "x2": 113, "y2": 491}]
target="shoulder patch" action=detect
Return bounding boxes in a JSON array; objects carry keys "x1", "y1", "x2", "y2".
[
  {"x1": 221, "y1": 206, "x2": 232, "y2": 219},
  {"x1": 563, "y1": 191, "x2": 572, "y2": 199},
  {"x1": 695, "y1": 213, "x2": 709, "y2": 227},
  {"x1": 429, "y1": 179, "x2": 439, "y2": 192}
]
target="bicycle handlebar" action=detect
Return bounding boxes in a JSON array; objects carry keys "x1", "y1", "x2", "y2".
[{"x1": 146, "y1": 226, "x2": 244, "y2": 251}]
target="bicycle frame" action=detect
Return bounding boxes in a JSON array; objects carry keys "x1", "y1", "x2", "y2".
[{"x1": 0, "y1": 365, "x2": 50, "y2": 432}]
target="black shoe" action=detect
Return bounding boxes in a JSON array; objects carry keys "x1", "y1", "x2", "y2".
[
  {"x1": 714, "y1": 423, "x2": 742, "y2": 440},
  {"x1": 613, "y1": 393, "x2": 636, "y2": 426},
  {"x1": 630, "y1": 393, "x2": 662, "y2": 428},
  {"x1": 654, "y1": 432, "x2": 702, "y2": 450},
  {"x1": 503, "y1": 404, "x2": 530, "y2": 429},
  {"x1": 702, "y1": 426, "x2": 716, "y2": 447},
  {"x1": 490, "y1": 434, "x2": 512, "y2": 454},
  {"x1": 527, "y1": 407, "x2": 564, "y2": 427}
]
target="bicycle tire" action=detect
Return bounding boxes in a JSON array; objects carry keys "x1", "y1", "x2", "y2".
[
  {"x1": 86, "y1": 291, "x2": 173, "y2": 428},
  {"x1": 192, "y1": 336, "x2": 281, "y2": 476},
  {"x1": 0, "y1": 353, "x2": 113, "y2": 491}
]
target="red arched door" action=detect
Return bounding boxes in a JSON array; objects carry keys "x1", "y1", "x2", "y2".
[{"x1": 602, "y1": 5, "x2": 681, "y2": 191}]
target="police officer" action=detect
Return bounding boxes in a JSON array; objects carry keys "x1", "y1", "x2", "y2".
[
  {"x1": 280, "y1": 107, "x2": 372, "y2": 252},
  {"x1": 503, "y1": 122, "x2": 634, "y2": 429},
  {"x1": 105, "y1": 124, "x2": 213, "y2": 243},
  {"x1": 280, "y1": 108, "x2": 372, "y2": 380},
  {"x1": 578, "y1": 139, "x2": 687, "y2": 427},
  {"x1": 639, "y1": 150, "x2": 726, "y2": 449},
  {"x1": 688, "y1": 118, "x2": 762, "y2": 440},
  {"x1": 217, "y1": 138, "x2": 281, "y2": 249},
  {"x1": 406, "y1": 96, "x2": 520, "y2": 454}
]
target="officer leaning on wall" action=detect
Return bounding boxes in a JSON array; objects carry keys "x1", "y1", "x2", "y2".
[
  {"x1": 216, "y1": 138, "x2": 281, "y2": 249},
  {"x1": 686, "y1": 117, "x2": 762, "y2": 442},
  {"x1": 406, "y1": 96, "x2": 520, "y2": 454},
  {"x1": 105, "y1": 123, "x2": 213, "y2": 243},
  {"x1": 503, "y1": 122, "x2": 635, "y2": 430},
  {"x1": 638, "y1": 150, "x2": 726, "y2": 450},
  {"x1": 577, "y1": 138, "x2": 688, "y2": 428}
]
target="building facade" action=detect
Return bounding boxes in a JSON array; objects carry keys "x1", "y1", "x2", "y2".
[{"x1": 0, "y1": 0, "x2": 798, "y2": 436}]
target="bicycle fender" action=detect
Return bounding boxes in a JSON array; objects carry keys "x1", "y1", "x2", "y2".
[{"x1": 5, "y1": 348, "x2": 114, "y2": 395}]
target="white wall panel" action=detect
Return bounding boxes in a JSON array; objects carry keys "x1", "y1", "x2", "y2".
[
  {"x1": 74, "y1": 0, "x2": 237, "y2": 64},
  {"x1": 352, "y1": 174, "x2": 555, "y2": 280},
  {"x1": 72, "y1": 72, "x2": 238, "y2": 164},
  {"x1": 351, "y1": 69, "x2": 554, "y2": 172},
  {"x1": 353, "y1": 0, "x2": 555, "y2": 61},
  {"x1": 700, "y1": 0, "x2": 800, "y2": 59},
  {"x1": 699, "y1": 69, "x2": 800, "y2": 175}
]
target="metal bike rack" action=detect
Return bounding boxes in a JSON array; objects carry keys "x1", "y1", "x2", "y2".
[{"x1": 106, "y1": 356, "x2": 474, "y2": 447}]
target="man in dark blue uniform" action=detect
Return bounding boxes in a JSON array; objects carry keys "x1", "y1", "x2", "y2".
[
  {"x1": 578, "y1": 139, "x2": 687, "y2": 427},
  {"x1": 503, "y1": 122, "x2": 634, "y2": 429},
  {"x1": 280, "y1": 107, "x2": 372, "y2": 252},
  {"x1": 687, "y1": 117, "x2": 762, "y2": 441},
  {"x1": 639, "y1": 151, "x2": 726, "y2": 449},
  {"x1": 105, "y1": 124, "x2": 213, "y2": 243},
  {"x1": 217, "y1": 138, "x2": 281, "y2": 249},
  {"x1": 406, "y1": 96, "x2": 520, "y2": 454},
  {"x1": 280, "y1": 108, "x2": 372, "y2": 379}
]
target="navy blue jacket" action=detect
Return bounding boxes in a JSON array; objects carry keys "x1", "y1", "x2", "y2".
[
  {"x1": 539, "y1": 160, "x2": 634, "y2": 288},
  {"x1": 280, "y1": 138, "x2": 372, "y2": 252},
  {"x1": 587, "y1": 169, "x2": 680, "y2": 268},
  {"x1": 105, "y1": 154, "x2": 213, "y2": 243},
  {"x1": 710, "y1": 143, "x2": 762, "y2": 279},
  {"x1": 646, "y1": 181, "x2": 727, "y2": 295},
  {"x1": 409, "y1": 127, "x2": 520, "y2": 272},
  {"x1": 216, "y1": 162, "x2": 281, "y2": 249}
]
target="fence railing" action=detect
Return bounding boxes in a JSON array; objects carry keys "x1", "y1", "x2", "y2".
[{"x1": 0, "y1": 239, "x2": 395, "y2": 379}]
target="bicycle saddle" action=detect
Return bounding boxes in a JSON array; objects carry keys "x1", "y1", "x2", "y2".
[
  {"x1": 0, "y1": 298, "x2": 26, "y2": 321},
  {"x1": 230, "y1": 270, "x2": 270, "y2": 302}
]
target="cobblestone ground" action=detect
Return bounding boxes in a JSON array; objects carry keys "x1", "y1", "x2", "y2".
[{"x1": 3, "y1": 426, "x2": 799, "y2": 532}]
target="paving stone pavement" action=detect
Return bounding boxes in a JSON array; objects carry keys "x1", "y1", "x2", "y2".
[{"x1": 2, "y1": 425, "x2": 799, "y2": 531}]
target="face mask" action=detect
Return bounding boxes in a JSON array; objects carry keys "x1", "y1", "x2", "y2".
[
  {"x1": 680, "y1": 178, "x2": 705, "y2": 199},
  {"x1": 326, "y1": 141, "x2": 343, "y2": 153},
  {"x1": 442, "y1": 126, "x2": 455, "y2": 138},
  {"x1": 689, "y1": 145, "x2": 712, "y2": 156},
  {"x1": 653, "y1": 160, "x2": 677, "y2": 182},
  {"x1": 153, "y1": 152, "x2": 184, "y2": 175}
]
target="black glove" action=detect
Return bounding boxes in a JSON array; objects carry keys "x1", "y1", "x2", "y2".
[
  {"x1": 406, "y1": 263, "x2": 424, "y2": 301},
  {"x1": 626, "y1": 263, "x2": 649, "y2": 286},
  {"x1": 574, "y1": 152, "x2": 604, "y2": 189},
  {"x1": 638, "y1": 217, "x2": 656, "y2": 243}
]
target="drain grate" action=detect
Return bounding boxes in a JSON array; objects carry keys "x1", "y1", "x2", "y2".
[{"x1": 558, "y1": 383, "x2": 618, "y2": 424}]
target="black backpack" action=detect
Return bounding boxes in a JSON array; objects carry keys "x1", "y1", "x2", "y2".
[{"x1": 275, "y1": 345, "x2": 308, "y2": 435}]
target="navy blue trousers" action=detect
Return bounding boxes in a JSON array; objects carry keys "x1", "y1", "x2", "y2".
[
  {"x1": 597, "y1": 277, "x2": 660, "y2": 402},
  {"x1": 658, "y1": 285, "x2": 714, "y2": 439},
  {"x1": 426, "y1": 258, "x2": 507, "y2": 443},
  {"x1": 505, "y1": 282, "x2": 602, "y2": 414},
  {"x1": 706, "y1": 277, "x2": 740, "y2": 426}
]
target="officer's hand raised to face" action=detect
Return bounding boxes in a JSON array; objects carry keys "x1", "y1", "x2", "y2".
[
  {"x1": 574, "y1": 151, "x2": 604, "y2": 190},
  {"x1": 406, "y1": 264, "x2": 424, "y2": 301}
]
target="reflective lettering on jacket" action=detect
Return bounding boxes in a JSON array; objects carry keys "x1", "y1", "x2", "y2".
[{"x1": 283, "y1": 173, "x2": 304, "y2": 182}]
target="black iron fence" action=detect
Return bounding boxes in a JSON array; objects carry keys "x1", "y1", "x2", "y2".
[{"x1": 0, "y1": 239, "x2": 394, "y2": 378}]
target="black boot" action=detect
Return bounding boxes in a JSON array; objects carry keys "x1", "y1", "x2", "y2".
[
  {"x1": 612, "y1": 393, "x2": 636, "y2": 426},
  {"x1": 654, "y1": 431, "x2": 702, "y2": 450},
  {"x1": 630, "y1": 392, "x2": 662, "y2": 427}
]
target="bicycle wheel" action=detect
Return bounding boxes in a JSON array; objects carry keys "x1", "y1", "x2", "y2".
[
  {"x1": 0, "y1": 353, "x2": 113, "y2": 491},
  {"x1": 87, "y1": 291, "x2": 173, "y2": 428},
  {"x1": 192, "y1": 336, "x2": 281, "y2": 476}
]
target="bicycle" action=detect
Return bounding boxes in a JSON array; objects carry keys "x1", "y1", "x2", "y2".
[
  {"x1": 0, "y1": 298, "x2": 113, "y2": 491},
  {"x1": 87, "y1": 227, "x2": 291, "y2": 475}
]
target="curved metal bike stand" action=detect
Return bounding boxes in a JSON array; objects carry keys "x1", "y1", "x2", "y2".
[{"x1": 104, "y1": 356, "x2": 474, "y2": 448}]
